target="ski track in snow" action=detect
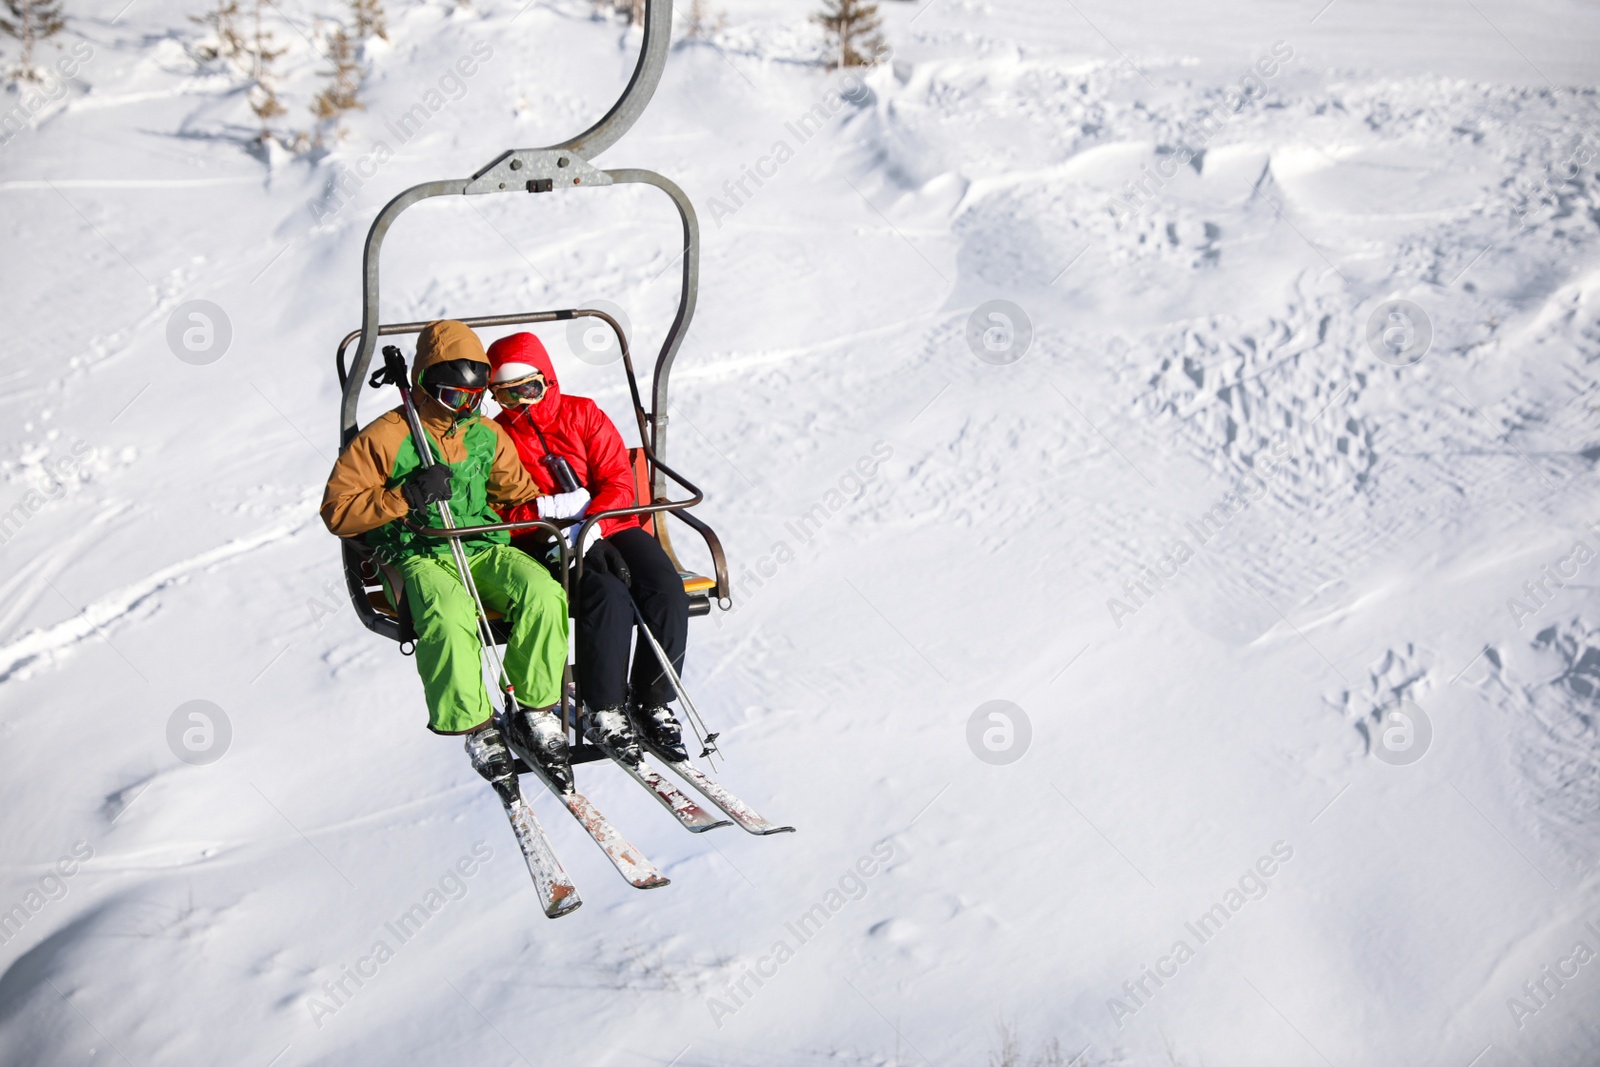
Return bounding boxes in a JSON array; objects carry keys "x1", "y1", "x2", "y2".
[{"x1": 0, "y1": 510, "x2": 317, "y2": 685}]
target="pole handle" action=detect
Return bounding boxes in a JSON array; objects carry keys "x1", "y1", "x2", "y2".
[{"x1": 372, "y1": 344, "x2": 409, "y2": 390}]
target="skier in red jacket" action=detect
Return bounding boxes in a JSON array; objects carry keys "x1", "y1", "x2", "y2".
[{"x1": 488, "y1": 332, "x2": 692, "y2": 764}]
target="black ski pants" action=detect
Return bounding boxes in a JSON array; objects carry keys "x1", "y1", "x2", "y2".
[{"x1": 575, "y1": 526, "x2": 689, "y2": 710}]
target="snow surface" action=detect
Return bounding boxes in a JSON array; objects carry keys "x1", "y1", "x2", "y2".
[{"x1": 4, "y1": 0, "x2": 1600, "y2": 1064}]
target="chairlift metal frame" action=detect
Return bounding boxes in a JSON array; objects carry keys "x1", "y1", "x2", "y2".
[
  {"x1": 331, "y1": 0, "x2": 734, "y2": 771},
  {"x1": 333, "y1": 0, "x2": 730, "y2": 658}
]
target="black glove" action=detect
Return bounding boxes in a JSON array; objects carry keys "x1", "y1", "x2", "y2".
[
  {"x1": 584, "y1": 538, "x2": 632, "y2": 588},
  {"x1": 401, "y1": 464, "x2": 454, "y2": 513}
]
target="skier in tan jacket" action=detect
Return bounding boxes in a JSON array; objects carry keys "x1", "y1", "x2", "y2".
[{"x1": 321, "y1": 320, "x2": 587, "y2": 791}]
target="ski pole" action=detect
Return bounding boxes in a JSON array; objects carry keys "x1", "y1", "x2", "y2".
[
  {"x1": 627, "y1": 599, "x2": 720, "y2": 766},
  {"x1": 378, "y1": 346, "x2": 516, "y2": 712}
]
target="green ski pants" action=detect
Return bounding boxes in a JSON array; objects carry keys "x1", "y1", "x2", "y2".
[{"x1": 396, "y1": 544, "x2": 568, "y2": 733}]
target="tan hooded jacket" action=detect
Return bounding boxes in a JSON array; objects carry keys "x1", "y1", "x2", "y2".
[{"x1": 320, "y1": 320, "x2": 542, "y2": 540}]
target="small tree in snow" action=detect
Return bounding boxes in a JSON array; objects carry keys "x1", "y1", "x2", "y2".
[
  {"x1": 680, "y1": 0, "x2": 724, "y2": 40},
  {"x1": 813, "y1": 0, "x2": 883, "y2": 69},
  {"x1": 190, "y1": 0, "x2": 248, "y2": 69},
  {"x1": 988, "y1": 1022, "x2": 1075, "y2": 1067},
  {"x1": 350, "y1": 0, "x2": 384, "y2": 39},
  {"x1": 312, "y1": 0, "x2": 378, "y2": 143},
  {"x1": 599, "y1": 0, "x2": 643, "y2": 25},
  {"x1": 311, "y1": 24, "x2": 362, "y2": 139},
  {"x1": 1, "y1": 0, "x2": 66, "y2": 81},
  {"x1": 245, "y1": 0, "x2": 286, "y2": 140}
]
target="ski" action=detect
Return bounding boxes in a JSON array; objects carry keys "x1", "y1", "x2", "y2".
[
  {"x1": 500, "y1": 796, "x2": 583, "y2": 918},
  {"x1": 649, "y1": 747, "x2": 795, "y2": 836},
  {"x1": 553, "y1": 790, "x2": 671, "y2": 889},
  {"x1": 469, "y1": 728, "x2": 582, "y2": 918},
  {"x1": 516, "y1": 757, "x2": 670, "y2": 889},
  {"x1": 506, "y1": 718, "x2": 671, "y2": 890},
  {"x1": 610, "y1": 754, "x2": 733, "y2": 834}
]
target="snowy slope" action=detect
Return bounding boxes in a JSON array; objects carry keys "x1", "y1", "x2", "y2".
[{"x1": 3, "y1": 0, "x2": 1600, "y2": 1064}]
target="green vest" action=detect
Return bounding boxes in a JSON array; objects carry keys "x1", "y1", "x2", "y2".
[{"x1": 366, "y1": 418, "x2": 509, "y2": 562}]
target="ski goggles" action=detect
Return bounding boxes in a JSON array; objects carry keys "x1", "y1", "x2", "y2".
[
  {"x1": 428, "y1": 383, "x2": 486, "y2": 415},
  {"x1": 492, "y1": 373, "x2": 548, "y2": 406}
]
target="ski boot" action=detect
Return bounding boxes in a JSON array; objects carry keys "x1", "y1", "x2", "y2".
[
  {"x1": 503, "y1": 703, "x2": 574, "y2": 795},
  {"x1": 630, "y1": 703, "x2": 689, "y2": 762},
  {"x1": 581, "y1": 704, "x2": 642, "y2": 765},
  {"x1": 465, "y1": 722, "x2": 522, "y2": 809}
]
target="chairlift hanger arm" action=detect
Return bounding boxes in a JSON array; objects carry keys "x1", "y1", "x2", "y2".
[
  {"x1": 341, "y1": 0, "x2": 681, "y2": 447},
  {"x1": 556, "y1": 0, "x2": 674, "y2": 160}
]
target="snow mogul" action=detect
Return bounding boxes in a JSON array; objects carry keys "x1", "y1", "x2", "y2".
[
  {"x1": 319, "y1": 320, "x2": 578, "y2": 791},
  {"x1": 485, "y1": 332, "x2": 693, "y2": 765}
]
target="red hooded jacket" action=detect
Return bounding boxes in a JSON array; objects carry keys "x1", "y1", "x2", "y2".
[{"x1": 489, "y1": 333, "x2": 643, "y2": 539}]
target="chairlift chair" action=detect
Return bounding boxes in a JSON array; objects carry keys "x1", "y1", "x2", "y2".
[{"x1": 330, "y1": 0, "x2": 728, "y2": 760}]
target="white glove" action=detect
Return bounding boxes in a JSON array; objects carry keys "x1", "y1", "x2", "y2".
[
  {"x1": 565, "y1": 520, "x2": 604, "y2": 552},
  {"x1": 536, "y1": 487, "x2": 590, "y2": 521}
]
